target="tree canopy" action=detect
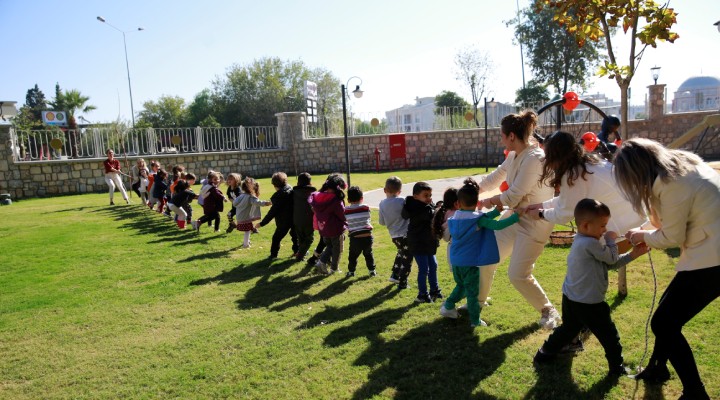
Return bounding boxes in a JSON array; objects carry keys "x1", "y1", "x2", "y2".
[
  {"x1": 454, "y1": 47, "x2": 494, "y2": 127},
  {"x1": 515, "y1": 79, "x2": 551, "y2": 106},
  {"x1": 137, "y1": 95, "x2": 188, "y2": 128}
]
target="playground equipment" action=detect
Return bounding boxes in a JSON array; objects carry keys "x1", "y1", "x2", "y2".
[{"x1": 667, "y1": 113, "x2": 720, "y2": 151}]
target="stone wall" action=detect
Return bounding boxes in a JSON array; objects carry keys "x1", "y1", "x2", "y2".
[{"x1": 2, "y1": 106, "x2": 718, "y2": 200}]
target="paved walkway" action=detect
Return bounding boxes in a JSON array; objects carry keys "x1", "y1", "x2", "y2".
[{"x1": 363, "y1": 173, "x2": 502, "y2": 208}]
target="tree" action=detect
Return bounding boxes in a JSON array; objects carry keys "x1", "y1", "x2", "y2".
[
  {"x1": 509, "y1": 1, "x2": 605, "y2": 96},
  {"x1": 435, "y1": 90, "x2": 470, "y2": 128},
  {"x1": 13, "y1": 84, "x2": 47, "y2": 131},
  {"x1": 515, "y1": 79, "x2": 551, "y2": 106},
  {"x1": 50, "y1": 84, "x2": 97, "y2": 158},
  {"x1": 137, "y1": 95, "x2": 188, "y2": 128},
  {"x1": 185, "y1": 89, "x2": 218, "y2": 127},
  {"x1": 212, "y1": 57, "x2": 341, "y2": 127},
  {"x1": 454, "y1": 47, "x2": 494, "y2": 127},
  {"x1": 538, "y1": 0, "x2": 678, "y2": 140}
]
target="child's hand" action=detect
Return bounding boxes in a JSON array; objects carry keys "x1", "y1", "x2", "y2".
[
  {"x1": 254, "y1": 223, "x2": 262, "y2": 230},
  {"x1": 604, "y1": 231, "x2": 618, "y2": 241},
  {"x1": 630, "y1": 243, "x2": 650, "y2": 259},
  {"x1": 513, "y1": 207, "x2": 526, "y2": 217}
]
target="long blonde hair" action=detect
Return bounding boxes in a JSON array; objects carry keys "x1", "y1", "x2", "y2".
[{"x1": 613, "y1": 138, "x2": 701, "y2": 215}]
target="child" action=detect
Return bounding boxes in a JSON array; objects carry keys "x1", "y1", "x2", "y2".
[
  {"x1": 402, "y1": 181, "x2": 441, "y2": 303},
  {"x1": 151, "y1": 169, "x2": 169, "y2": 213},
  {"x1": 533, "y1": 198, "x2": 649, "y2": 375},
  {"x1": 184, "y1": 173, "x2": 197, "y2": 225},
  {"x1": 146, "y1": 161, "x2": 160, "y2": 208},
  {"x1": 293, "y1": 172, "x2": 317, "y2": 261},
  {"x1": 308, "y1": 174, "x2": 347, "y2": 274},
  {"x1": 192, "y1": 171, "x2": 227, "y2": 232},
  {"x1": 234, "y1": 177, "x2": 271, "y2": 248},
  {"x1": 378, "y1": 176, "x2": 412, "y2": 289},
  {"x1": 131, "y1": 158, "x2": 149, "y2": 199},
  {"x1": 432, "y1": 187, "x2": 459, "y2": 273},
  {"x1": 255, "y1": 172, "x2": 298, "y2": 259},
  {"x1": 138, "y1": 169, "x2": 150, "y2": 204},
  {"x1": 439, "y1": 178, "x2": 520, "y2": 327},
  {"x1": 224, "y1": 173, "x2": 242, "y2": 233},
  {"x1": 344, "y1": 186, "x2": 376, "y2": 278},
  {"x1": 306, "y1": 173, "x2": 341, "y2": 267},
  {"x1": 197, "y1": 170, "x2": 215, "y2": 208},
  {"x1": 167, "y1": 180, "x2": 197, "y2": 229}
]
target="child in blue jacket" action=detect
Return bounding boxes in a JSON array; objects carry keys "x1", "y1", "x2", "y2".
[{"x1": 440, "y1": 177, "x2": 520, "y2": 328}]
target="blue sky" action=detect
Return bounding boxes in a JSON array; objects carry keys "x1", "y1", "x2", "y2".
[{"x1": 2, "y1": 0, "x2": 719, "y2": 124}]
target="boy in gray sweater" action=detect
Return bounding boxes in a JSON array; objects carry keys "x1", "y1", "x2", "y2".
[
  {"x1": 378, "y1": 176, "x2": 412, "y2": 289},
  {"x1": 534, "y1": 198, "x2": 648, "y2": 376}
]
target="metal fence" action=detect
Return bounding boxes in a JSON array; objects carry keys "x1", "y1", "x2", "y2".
[{"x1": 10, "y1": 126, "x2": 279, "y2": 162}]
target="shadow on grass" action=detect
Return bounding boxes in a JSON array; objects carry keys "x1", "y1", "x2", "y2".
[
  {"x1": 190, "y1": 257, "x2": 297, "y2": 287},
  {"x1": 525, "y1": 356, "x2": 622, "y2": 400},
  {"x1": 235, "y1": 264, "x2": 334, "y2": 310},
  {"x1": 43, "y1": 205, "x2": 102, "y2": 214},
  {"x1": 269, "y1": 275, "x2": 375, "y2": 312},
  {"x1": 342, "y1": 319, "x2": 536, "y2": 399},
  {"x1": 178, "y1": 246, "x2": 243, "y2": 263},
  {"x1": 93, "y1": 205, "x2": 191, "y2": 240},
  {"x1": 297, "y1": 284, "x2": 400, "y2": 329}
]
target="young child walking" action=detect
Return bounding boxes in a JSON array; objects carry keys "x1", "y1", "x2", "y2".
[
  {"x1": 146, "y1": 161, "x2": 160, "y2": 208},
  {"x1": 234, "y1": 177, "x2": 271, "y2": 248},
  {"x1": 309, "y1": 174, "x2": 347, "y2": 275},
  {"x1": 439, "y1": 178, "x2": 520, "y2": 327},
  {"x1": 533, "y1": 198, "x2": 649, "y2": 375},
  {"x1": 150, "y1": 169, "x2": 169, "y2": 213},
  {"x1": 344, "y1": 186, "x2": 376, "y2": 278},
  {"x1": 167, "y1": 179, "x2": 197, "y2": 229},
  {"x1": 138, "y1": 168, "x2": 150, "y2": 204},
  {"x1": 378, "y1": 176, "x2": 412, "y2": 289},
  {"x1": 192, "y1": 171, "x2": 227, "y2": 233},
  {"x1": 293, "y1": 172, "x2": 317, "y2": 261},
  {"x1": 402, "y1": 181, "x2": 442, "y2": 303},
  {"x1": 224, "y1": 173, "x2": 242, "y2": 233},
  {"x1": 432, "y1": 187, "x2": 459, "y2": 274},
  {"x1": 255, "y1": 172, "x2": 298, "y2": 259}
]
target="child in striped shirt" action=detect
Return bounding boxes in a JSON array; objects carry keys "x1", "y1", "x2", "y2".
[{"x1": 344, "y1": 186, "x2": 376, "y2": 278}]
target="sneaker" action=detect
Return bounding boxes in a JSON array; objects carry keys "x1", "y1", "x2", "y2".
[
  {"x1": 539, "y1": 306, "x2": 561, "y2": 330},
  {"x1": 191, "y1": 220, "x2": 199, "y2": 231},
  {"x1": 329, "y1": 268, "x2": 342, "y2": 274},
  {"x1": 608, "y1": 365, "x2": 633, "y2": 377},
  {"x1": 368, "y1": 270, "x2": 377, "y2": 277},
  {"x1": 388, "y1": 273, "x2": 400, "y2": 284},
  {"x1": 414, "y1": 294, "x2": 432, "y2": 303},
  {"x1": 225, "y1": 224, "x2": 236, "y2": 233},
  {"x1": 242, "y1": 244, "x2": 251, "y2": 249},
  {"x1": 430, "y1": 290, "x2": 443, "y2": 302},
  {"x1": 346, "y1": 271, "x2": 355, "y2": 278},
  {"x1": 314, "y1": 261, "x2": 329, "y2": 275},
  {"x1": 398, "y1": 282, "x2": 408, "y2": 290},
  {"x1": 631, "y1": 364, "x2": 671, "y2": 383},
  {"x1": 460, "y1": 297, "x2": 491, "y2": 310},
  {"x1": 307, "y1": 255, "x2": 318, "y2": 267},
  {"x1": 559, "y1": 339, "x2": 584, "y2": 354},
  {"x1": 110, "y1": 201, "x2": 115, "y2": 205},
  {"x1": 471, "y1": 320, "x2": 488, "y2": 328},
  {"x1": 439, "y1": 302, "x2": 459, "y2": 319}
]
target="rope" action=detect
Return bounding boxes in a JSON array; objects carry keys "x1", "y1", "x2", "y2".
[{"x1": 638, "y1": 250, "x2": 658, "y2": 372}]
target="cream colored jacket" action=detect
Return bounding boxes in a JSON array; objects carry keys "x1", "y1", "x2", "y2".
[
  {"x1": 645, "y1": 162, "x2": 720, "y2": 271},
  {"x1": 479, "y1": 146, "x2": 554, "y2": 209}
]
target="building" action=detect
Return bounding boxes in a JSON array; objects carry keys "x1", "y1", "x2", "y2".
[
  {"x1": 672, "y1": 76, "x2": 720, "y2": 113},
  {"x1": 385, "y1": 97, "x2": 437, "y2": 133}
]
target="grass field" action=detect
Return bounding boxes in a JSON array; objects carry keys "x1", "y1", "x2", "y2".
[{"x1": 1, "y1": 168, "x2": 718, "y2": 399}]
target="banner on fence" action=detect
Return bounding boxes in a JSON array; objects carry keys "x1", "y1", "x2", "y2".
[{"x1": 42, "y1": 111, "x2": 68, "y2": 126}]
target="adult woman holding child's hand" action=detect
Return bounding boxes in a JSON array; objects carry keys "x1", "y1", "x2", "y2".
[
  {"x1": 476, "y1": 110, "x2": 559, "y2": 330},
  {"x1": 614, "y1": 138, "x2": 720, "y2": 400}
]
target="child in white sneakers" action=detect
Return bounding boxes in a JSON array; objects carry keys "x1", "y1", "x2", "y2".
[
  {"x1": 439, "y1": 177, "x2": 520, "y2": 327},
  {"x1": 378, "y1": 176, "x2": 412, "y2": 289},
  {"x1": 533, "y1": 198, "x2": 649, "y2": 376},
  {"x1": 233, "y1": 177, "x2": 270, "y2": 248}
]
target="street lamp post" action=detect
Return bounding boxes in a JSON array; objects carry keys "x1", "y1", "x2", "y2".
[
  {"x1": 483, "y1": 97, "x2": 494, "y2": 172},
  {"x1": 97, "y1": 16, "x2": 143, "y2": 127},
  {"x1": 651, "y1": 66, "x2": 661, "y2": 85},
  {"x1": 341, "y1": 77, "x2": 363, "y2": 187}
]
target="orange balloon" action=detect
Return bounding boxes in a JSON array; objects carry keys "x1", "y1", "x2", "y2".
[
  {"x1": 614, "y1": 139, "x2": 622, "y2": 147},
  {"x1": 562, "y1": 91, "x2": 581, "y2": 111},
  {"x1": 581, "y1": 131, "x2": 599, "y2": 152},
  {"x1": 503, "y1": 149, "x2": 509, "y2": 157},
  {"x1": 500, "y1": 181, "x2": 509, "y2": 192}
]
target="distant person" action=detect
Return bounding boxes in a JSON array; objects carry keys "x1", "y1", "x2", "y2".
[
  {"x1": 255, "y1": 172, "x2": 298, "y2": 259},
  {"x1": 137, "y1": 168, "x2": 150, "y2": 204},
  {"x1": 378, "y1": 176, "x2": 412, "y2": 289},
  {"x1": 616, "y1": 138, "x2": 720, "y2": 400},
  {"x1": 344, "y1": 186, "x2": 376, "y2": 278},
  {"x1": 192, "y1": 171, "x2": 227, "y2": 233},
  {"x1": 223, "y1": 173, "x2": 242, "y2": 233},
  {"x1": 130, "y1": 158, "x2": 149, "y2": 199},
  {"x1": 596, "y1": 115, "x2": 622, "y2": 159},
  {"x1": 103, "y1": 149, "x2": 129, "y2": 205},
  {"x1": 293, "y1": 173, "x2": 317, "y2": 262},
  {"x1": 533, "y1": 199, "x2": 649, "y2": 376}
]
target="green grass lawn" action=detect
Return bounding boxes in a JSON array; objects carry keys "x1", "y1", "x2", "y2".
[{"x1": 1, "y1": 168, "x2": 717, "y2": 399}]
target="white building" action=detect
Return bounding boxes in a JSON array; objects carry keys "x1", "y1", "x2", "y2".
[
  {"x1": 385, "y1": 97, "x2": 437, "y2": 132},
  {"x1": 672, "y1": 76, "x2": 720, "y2": 113}
]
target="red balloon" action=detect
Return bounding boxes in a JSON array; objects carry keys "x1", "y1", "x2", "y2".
[
  {"x1": 581, "y1": 131, "x2": 599, "y2": 152},
  {"x1": 500, "y1": 181, "x2": 509, "y2": 192},
  {"x1": 614, "y1": 139, "x2": 622, "y2": 147},
  {"x1": 562, "y1": 91, "x2": 581, "y2": 111},
  {"x1": 503, "y1": 149, "x2": 509, "y2": 158}
]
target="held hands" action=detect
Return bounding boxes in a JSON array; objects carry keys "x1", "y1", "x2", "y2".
[
  {"x1": 604, "y1": 231, "x2": 618, "y2": 242},
  {"x1": 629, "y1": 242, "x2": 650, "y2": 259},
  {"x1": 525, "y1": 208, "x2": 541, "y2": 220},
  {"x1": 625, "y1": 228, "x2": 647, "y2": 246}
]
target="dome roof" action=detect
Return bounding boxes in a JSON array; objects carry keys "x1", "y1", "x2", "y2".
[{"x1": 677, "y1": 76, "x2": 720, "y2": 92}]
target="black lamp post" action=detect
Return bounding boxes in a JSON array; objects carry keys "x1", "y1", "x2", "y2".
[
  {"x1": 341, "y1": 77, "x2": 363, "y2": 187},
  {"x1": 651, "y1": 66, "x2": 661, "y2": 85},
  {"x1": 97, "y1": 16, "x2": 144, "y2": 127},
  {"x1": 483, "y1": 97, "x2": 494, "y2": 172}
]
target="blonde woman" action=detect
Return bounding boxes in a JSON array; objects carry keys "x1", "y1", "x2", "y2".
[
  {"x1": 477, "y1": 110, "x2": 558, "y2": 329},
  {"x1": 615, "y1": 138, "x2": 719, "y2": 400}
]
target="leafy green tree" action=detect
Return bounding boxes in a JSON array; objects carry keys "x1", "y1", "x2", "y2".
[
  {"x1": 137, "y1": 95, "x2": 188, "y2": 128},
  {"x1": 515, "y1": 79, "x2": 551, "y2": 106},
  {"x1": 509, "y1": 1, "x2": 604, "y2": 95},
  {"x1": 185, "y1": 89, "x2": 218, "y2": 127},
  {"x1": 49, "y1": 84, "x2": 97, "y2": 158},
  {"x1": 198, "y1": 115, "x2": 221, "y2": 128},
  {"x1": 14, "y1": 84, "x2": 47, "y2": 131},
  {"x1": 454, "y1": 47, "x2": 494, "y2": 127},
  {"x1": 538, "y1": 0, "x2": 678, "y2": 140},
  {"x1": 435, "y1": 90, "x2": 470, "y2": 128}
]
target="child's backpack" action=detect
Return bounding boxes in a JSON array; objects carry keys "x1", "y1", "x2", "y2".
[{"x1": 197, "y1": 184, "x2": 212, "y2": 206}]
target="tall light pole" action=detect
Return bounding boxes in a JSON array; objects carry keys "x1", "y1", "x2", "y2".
[
  {"x1": 341, "y1": 77, "x2": 363, "y2": 187},
  {"x1": 97, "y1": 16, "x2": 143, "y2": 127}
]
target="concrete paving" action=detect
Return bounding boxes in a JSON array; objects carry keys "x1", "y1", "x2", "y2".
[{"x1": 363, "y1": 173, "x2": 502, "y2": 208}]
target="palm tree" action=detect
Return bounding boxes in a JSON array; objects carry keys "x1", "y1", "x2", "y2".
[{"x1": 51, "y1": 88, "x2": 96, "y2": 158}]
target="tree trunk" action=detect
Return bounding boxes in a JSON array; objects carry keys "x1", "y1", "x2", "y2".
[{"x1": 617, "y1": 81, "x2": 629, "y2": 297}]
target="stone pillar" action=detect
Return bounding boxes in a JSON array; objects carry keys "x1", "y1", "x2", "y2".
[
  {"x1": 275, "y1": 112, "x2": 306, "y2": 177},
  {"x1": 0, "y1": 125, "x2": 22, "y2": 199},
  {"x1": 648, "y1": 84, "x2": 666, "y2": 120}
]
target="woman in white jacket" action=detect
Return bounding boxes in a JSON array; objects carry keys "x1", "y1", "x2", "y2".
[
  {"x1": 616, "y1": 138, "x2": 719, "y2": 400},
  {"x1": 477, "y1": 110, "x2": 558, "y2": 329},
  {"x1": 525, "y1": 131, "x2": 646, "y2": 248}
]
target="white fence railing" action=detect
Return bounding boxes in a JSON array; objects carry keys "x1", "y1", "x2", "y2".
[{"x1": 10, "y1": 126, "x2": 279, "y2": 162}]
